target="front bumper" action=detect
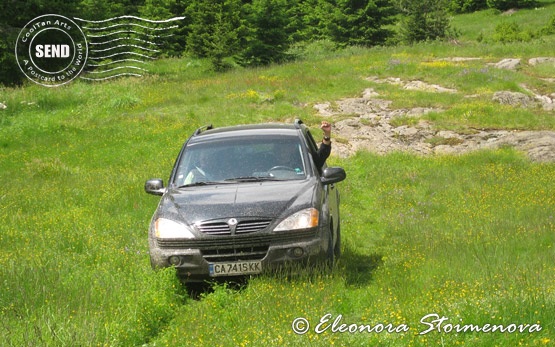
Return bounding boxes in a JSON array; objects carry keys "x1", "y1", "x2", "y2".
[{"x1": 149, "y1": 228, "x2": 328, "y2": 282}]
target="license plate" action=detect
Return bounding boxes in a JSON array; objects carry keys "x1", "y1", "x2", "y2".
[{"x1": 209, "y1": 261, "x2": 262, "y2": 277}]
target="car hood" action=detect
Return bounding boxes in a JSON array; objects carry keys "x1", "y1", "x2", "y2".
[{"x1": 161, "y1": 179, "x2": 316, "y2": 225}]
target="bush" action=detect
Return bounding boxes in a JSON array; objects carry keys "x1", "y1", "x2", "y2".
[
  {"x1": 486, "y1": 0, "x2": 537, "y2": 11},
  {"x1": 448, "y1": 0, "x2": 488, "y2": 13},
  {"x1": 540, "y1": 14, "x2": 555, "y2": 35},
  {"x1": 491, "y1": 21, "x2": 535, "y2": 43}
]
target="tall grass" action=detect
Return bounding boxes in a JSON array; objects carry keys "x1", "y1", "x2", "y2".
[
  {"x1": 131, "y1": 150, "x2": 555, "y2": 347},
  {"x1": 1, "y1": 3, "x2": 555, "y2": 346}
]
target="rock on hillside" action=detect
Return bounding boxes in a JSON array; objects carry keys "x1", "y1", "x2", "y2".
[{"x1": 315, "y1": 59, "x2": 555, "y2": 162}]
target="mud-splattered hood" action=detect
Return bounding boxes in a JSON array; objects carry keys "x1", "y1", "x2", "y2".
[{"x1": 157, "y1": 179, "x2": 318, "y2": 227}]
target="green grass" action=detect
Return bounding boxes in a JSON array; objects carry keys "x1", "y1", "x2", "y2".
[
  {"x1": 1, "y1": 3, "x2": 555, "y2": 346},
  {"x1": 452, "y1": 0, "x2": 555, "y2": 42},
  {"x1": 154, "y1": 150, "x2": 555, "y2": 347}
]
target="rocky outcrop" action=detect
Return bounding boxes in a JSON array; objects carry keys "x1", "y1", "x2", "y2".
[
  {"x1": 492, "y1": 58, "x2": 521, "y2": 70},
  {"x1": 315, "y1": 83, "x2": 555, "y2": 162},
  {"x1": 529, "y1": 57, "x2": 555, "y2": 66},
  {"x1": 314, "y1": 57, "x2": 555, "y2": 161},
  {"x1": 492, "y1": 91, "x2": 536, "y2": 108}
]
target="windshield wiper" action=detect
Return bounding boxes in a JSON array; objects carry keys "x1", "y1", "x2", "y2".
[
  {"x1": 177, "y1": 181, "x2": 228, "y2": 188},
  {"x1": 224, "y1": 176, "x2": 281, "y2": 182}
]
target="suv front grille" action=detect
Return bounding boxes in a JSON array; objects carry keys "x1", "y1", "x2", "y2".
[
  {"x1": 237, "y1": 220, "x2": 271, "y2": 233},
  {"x1": 197, "y1": 219, "x2": 272, "y2": 235},
  {"x1": 202, "y1": 245, "x2": 269, "y2": 262},
  {"x1": 197, "y1": 222, "x2": 230, "y2": 235}
]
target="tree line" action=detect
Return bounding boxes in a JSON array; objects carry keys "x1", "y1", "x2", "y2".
[{"x1": 0, "y1": 0, "x2": 539, "y2": 86}]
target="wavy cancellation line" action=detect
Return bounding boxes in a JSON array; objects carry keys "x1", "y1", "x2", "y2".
[
  {"x1": 86, "y1": 30, "x2": 174, "y2": 39},
  {"x1": 90, "y1": 44, "x2": 160, "y2": 54},
  {"x1": 74, "y1": 15, "x2": 186, "y2": 24},
  {"x1": 81, "y1": 22, "x2": 180, "y2": 32},
  {"x1": 74, "y1": 15, "x2": 184, "y2": 82},
  {"x1": 86, "y1": 59, "x2": 147, "y2": 68},
  {"x1": 87, "y1": 51, "x2": 156, "y2": 61},
  {"x1": 88, "y1": 37, "x2": 160, "y2": 47}
]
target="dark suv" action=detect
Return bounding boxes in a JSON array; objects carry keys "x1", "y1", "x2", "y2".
[{"x1": 145, "y1": 119, "x2": 346, "y2": 282}]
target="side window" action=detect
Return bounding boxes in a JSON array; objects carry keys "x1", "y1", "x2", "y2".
[
  {"x1": 304, "y1": 129, "x2": 325, "y2": 174},
  {"x1": 305, "y1": 129, "x2": 319, "y2": 153}
]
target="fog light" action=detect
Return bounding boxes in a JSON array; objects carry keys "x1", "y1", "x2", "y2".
[
  {"x1": 168, "y1": 255, "x2": 181, "y2": 266},
  {"x1": 291, "y1": 247, "x2": 304, "y2": 258}
]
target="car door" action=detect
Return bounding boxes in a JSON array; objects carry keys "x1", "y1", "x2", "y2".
[{"x1": 303, "y1": 128, "x2": 340, "y2": 246}]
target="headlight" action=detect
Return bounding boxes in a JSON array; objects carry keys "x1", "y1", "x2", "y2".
[
  {"x1": 154, "y1": 218, "x2": 195, "y2": 239},
  {"x1": 274, "y1": 208, "x2": 319, "y2": 231}
]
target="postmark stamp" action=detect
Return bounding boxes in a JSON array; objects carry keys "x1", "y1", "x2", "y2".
[{"x1": 15, "y1": 14, "x2": 88, "y2": 87}]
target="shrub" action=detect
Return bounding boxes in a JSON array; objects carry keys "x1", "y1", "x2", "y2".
[
  {"x1": 491, "y1": 21, "x2": 535, "y2": 43},
  {"x1": 448, "y1": 0, "x2": 488, "y2": 13},
  {"x1": 486, "y1": 0, "x2": 537, "y2": 11},
  {"x1": 540, "y1": 14, "x2": 555, "y2": 35}
]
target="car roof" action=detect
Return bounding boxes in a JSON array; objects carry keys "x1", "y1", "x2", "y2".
[{"x1": 188, "y1": 122, "x2": 303, "y2": 144}]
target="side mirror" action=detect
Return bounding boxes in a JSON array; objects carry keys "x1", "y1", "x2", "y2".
[
  {"x1": 321, "y1": 167, "x2": 346, "y2": 185},
  {"x1": 145, "y1": 179, "x2": 165, "y2": 196}
]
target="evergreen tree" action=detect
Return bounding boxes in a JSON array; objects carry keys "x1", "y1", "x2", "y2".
[
  {"x1": 326, "y1": 0, "x2": 397, "y2": 47},
  {"x1": 242, "y1": 0, "x2": 291, "y2": 65},
  {"x1": 0, "y1": 30, "x2": 21, "y2": 87},
  {"x1": 290, "y1": 0, "x2": 334, "y2": 43},
  {"x1": 139, "y1": 0, "x2": 187, "y2": 57},
  {"x1": 185, "y1": 0, "x2": 245, "y2": 70},
  {"x1": 396, "y1": 0, "x2": 453, "y2": 43},
  {"x1": 139, "y1": 0, "x2": 175, "y2": 19},
  {"x1": 78, "y1": 0, "x2": 118, "y2": 20}
]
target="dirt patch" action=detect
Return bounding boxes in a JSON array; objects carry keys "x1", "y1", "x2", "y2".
[{"x1": 316, "y1": 73, "x2": 555, "y2": 162}]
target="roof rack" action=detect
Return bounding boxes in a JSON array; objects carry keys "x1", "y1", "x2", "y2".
[
  {"x1": 294, "y1": 118, "x2": 304, "y2": 128},
  {"x1": 193, "y1": 124, "x2": 213, "y2": 135}
]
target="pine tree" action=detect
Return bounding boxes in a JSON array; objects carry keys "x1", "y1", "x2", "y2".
[
  {"x1": 242, "y1": 0, "x2": 291, "y2": 66},
  {"x1": 185, "y1": 0, "x2": 245, "y2": 70},
  {"x1": 395, "y1": 0, "x2": 453, "y2": 43},
  {"x1": 326, "y1": 0, "x2": 397, "y2": 47}
]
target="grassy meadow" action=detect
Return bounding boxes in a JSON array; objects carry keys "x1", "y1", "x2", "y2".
[{"x1": 1, "y1": 3, "x2": 555, "y2": 346}]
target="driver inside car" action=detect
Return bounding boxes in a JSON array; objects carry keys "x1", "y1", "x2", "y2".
[
  {"x1": 273, "y1": 120, "x2": 332, "y2": 172},
  {"x1": 183, "y1": 151, "x2": 215, "y2": 184},
  {"x1": 272, "y1": 142, "x2": 305, "y2": 175}
]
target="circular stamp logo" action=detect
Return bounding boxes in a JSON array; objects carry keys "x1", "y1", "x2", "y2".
[{"x1": 15, "y1": 14, "x2": 88, "y2": 87}]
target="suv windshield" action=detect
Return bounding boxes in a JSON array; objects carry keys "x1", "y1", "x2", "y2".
[{"x1": 173, "y1": 135, "x2": 307, "y2": 186}]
